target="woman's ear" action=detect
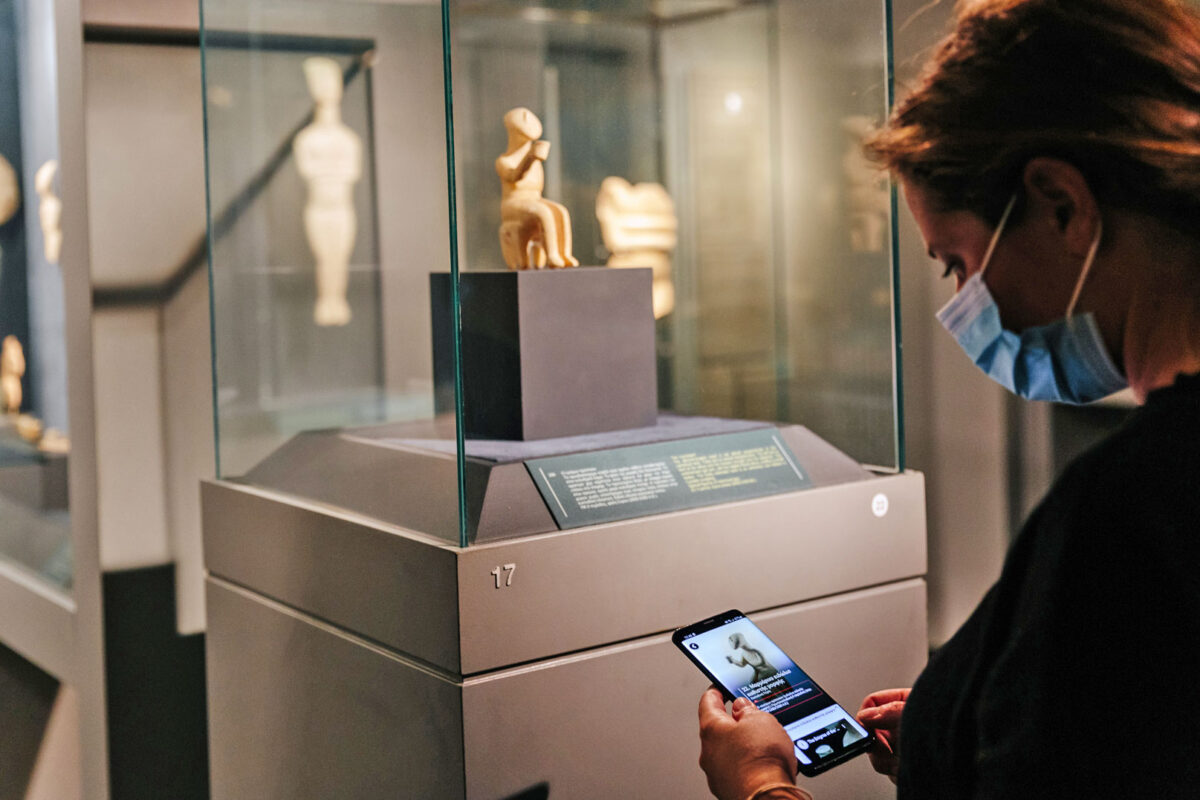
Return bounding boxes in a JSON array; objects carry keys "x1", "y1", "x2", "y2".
[{"x1": 1021, "y1": 157, "x2": 1101, "y2": 257}]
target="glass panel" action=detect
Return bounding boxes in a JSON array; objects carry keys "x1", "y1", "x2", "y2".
[
  {"x1": 201, "y1": 0, "x2": 900, "y2": 548},
  {"x1": 201, "y1": 1, "x2": 465, "y2": 541},
  {"x1": 772, "y1": 0, "x2": 900, "y2": 468},
  {"x1": 448, "y1": 0, "x2": 900, "y2": 470},
  {"x1": 0, "y1": 0, "x2": 72, "y2": 590}
]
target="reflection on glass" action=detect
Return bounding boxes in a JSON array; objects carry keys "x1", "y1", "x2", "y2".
[
  {"x1": 205, "y1": 36, "x2": 385, "y2": 475},
  {"x1": 0, "y1": 0, "x2": 72, "y2": 590},
  {"x1": 202, "y1": 3, "x2": 456, "y2": 483}
]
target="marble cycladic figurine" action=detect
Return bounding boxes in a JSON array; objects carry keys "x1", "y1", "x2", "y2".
[
  {"x1": 595, "y1": 177, "x2": 677, "y2": 318},
  {"x1": 35, "y1": 160, "x2": 62, "y2": 264},
  {"x1": 496, "y1": 107, "x2": 578, "y2": 269},
  {"x1": 14, "y1": 413, "x2": 41, "y2": 443},
  {"x1": 295, "y1": 56, "x2": 362, "y2": 326},
  {"x1": 1, "y1": 335, "x2": 25, "y2": 414}
]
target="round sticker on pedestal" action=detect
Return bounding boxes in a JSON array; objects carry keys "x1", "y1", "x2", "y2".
[{"x1": 871, "y1": 493, "x2": 889, "y2": 518}]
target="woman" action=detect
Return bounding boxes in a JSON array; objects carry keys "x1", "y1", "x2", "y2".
[{"x1": 697, "y1": 1, "x2": 1200, "y2": 798}]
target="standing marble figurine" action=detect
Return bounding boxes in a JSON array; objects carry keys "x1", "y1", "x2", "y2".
[
  {"x1": 595, "y1": 176, "x2": 678, "y2": 318},
  {"x1": 35, "y1": 160, "x2": 61, "y2": 264},
  {"x1": 496, "y1": 107, "x2": 578, "y2": 269},
  {"x1": 1, "y1": 335, "x2": 25, "y2": 414},
  {"x1": 295, "y1": 56, "x2": 362, "y2": 326}
]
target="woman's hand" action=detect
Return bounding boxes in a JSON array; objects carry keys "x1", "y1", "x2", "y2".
[
  {"x1": 856, "y1": 688, "x2": 910, "y2": 785},
  {"x1": 697, "y1": 688, "x2": 798, "y2": 800}
]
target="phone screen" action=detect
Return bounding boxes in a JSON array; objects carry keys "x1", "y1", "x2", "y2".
[{"x1": 674, "y1": 610, "x2": 873, "y2": 776}]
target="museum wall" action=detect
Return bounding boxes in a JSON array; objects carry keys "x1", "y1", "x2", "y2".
[
  {"x1": 891, "y1": 0, "x2": 1033, "y2": 647},
  {"x1": 83, "y1": 38, "x2": 212, "y2": 637},
  {"x1": 81, "y1": 0, "x2": 197, "y2": 29}
]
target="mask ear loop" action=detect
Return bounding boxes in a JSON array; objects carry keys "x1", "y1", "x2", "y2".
[
  {"x1": 979, "y1": 194, "x2": 1018, "y2": 278},
  {"x1": 1065, "y1": 217, "x2": 1103, "y2": 320}
]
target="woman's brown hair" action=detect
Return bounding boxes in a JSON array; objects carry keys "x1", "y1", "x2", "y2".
[{"x1": 868, "y1": 0, "x2": 1200, "y2": 230}]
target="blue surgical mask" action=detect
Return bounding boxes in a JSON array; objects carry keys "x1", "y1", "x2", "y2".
[{"x1": 935, "y1": 194, "x2": 1127, "y2": 404}]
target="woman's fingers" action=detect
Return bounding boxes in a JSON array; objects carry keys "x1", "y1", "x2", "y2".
[
  {"x1": 699, "y1": 687, "x2": 733, "y2": 730},
  {"x1": 859, "y1": 688, "x2": 911, "y2": 711},
  {"x1": 731, "y1": 697, "x2": 756, "y2": 720},
  {"x1": 858, "y1": 689, "x2": 906, "y2": 786},
  {"x1": 857, "y1": 699, "x2": 906, "y2": 729}
]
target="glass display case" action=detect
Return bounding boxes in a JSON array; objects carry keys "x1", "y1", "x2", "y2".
[
  {"x1": 0, "y1": 0, "x2": 73, "y2": 592},
  {"x1": 200, "y1": 3, "x2": 923, "y2": 798},
  {"x1": 202, "y1": 0, "x2": 902, "y2": 550}
]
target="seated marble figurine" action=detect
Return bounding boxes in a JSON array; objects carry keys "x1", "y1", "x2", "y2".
[{"x1": 496, "y1": 108, "x2": 578, "y2": 269}]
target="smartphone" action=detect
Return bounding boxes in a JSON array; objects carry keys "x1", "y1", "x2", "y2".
[{"x1": 673, "y1": 609, "x2": 874, "y2": 777}]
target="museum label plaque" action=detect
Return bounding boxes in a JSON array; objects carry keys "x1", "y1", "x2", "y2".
[{"x1": 526, "y1": 428, "x2": 811, "y2": 529}]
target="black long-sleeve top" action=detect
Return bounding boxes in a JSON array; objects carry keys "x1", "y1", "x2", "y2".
[{"x1": 899, "y1": 372, "x2": 1200, "y2": 799}]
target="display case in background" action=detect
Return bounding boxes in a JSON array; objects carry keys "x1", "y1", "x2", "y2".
[
  {"x1": 0, "y1": 0, "x2": 73, "y2": 594},
  {"x1": 0, "y1": 0, "x2": 107, "y2": 797},
  {"x1": 200, "y1": 2, "x2": 923, "y2": 798}
]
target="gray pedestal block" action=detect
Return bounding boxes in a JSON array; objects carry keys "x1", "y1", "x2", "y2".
[
  {"x1": 431, "y1": 268, "x2": 657, "y2": 440},
  {"x1": 205, "y1": 575, "x2": 927, "y2": 800}
]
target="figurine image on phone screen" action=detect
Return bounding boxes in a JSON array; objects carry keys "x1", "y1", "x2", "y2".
[{"x1": 726, "y1": 632, "x2": 780, "y2": 683}]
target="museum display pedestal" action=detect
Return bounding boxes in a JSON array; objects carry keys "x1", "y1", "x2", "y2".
[
  {"x1": 197, "y1": 1, "x2": 911, "y2": 795},
  {"x1": 430, "y1": 268, "x2": 657, "y2": 440},
  {"x1": 202, "y1": 420, "x2": 927, "y2": 799}
]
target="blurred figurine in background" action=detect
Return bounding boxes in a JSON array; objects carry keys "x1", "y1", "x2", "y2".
[
  {"x1": 35, "y1": 160, "x2": 62, "y2": 264},
  {"x1": 1, "y1": 335, "x2": 25, "y2": 414},
  {"x1": 37, "y1": 427, "x2": 69, "y2": 454},
  {"x1": 14, "y1": 413, "x2": 41, "y2": 443},
  {"x1": 497, "y1": 107, "x2": 578, "y2": 269},
  {"x1": 596, "y1": 176, "x2": 677, "y2": 318},
  {"x1": 0, "y1": 154, "x2": 19, "y2": 227},
  {"x1": 0, "y1": 154, "x2": 17, "y2": 274},
  {"x1": 295, "y1": 56, "x2": 362, "y2": 326},
  {"x1": 841, "y1": 115, "x2": 890, "y2": 254}
]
